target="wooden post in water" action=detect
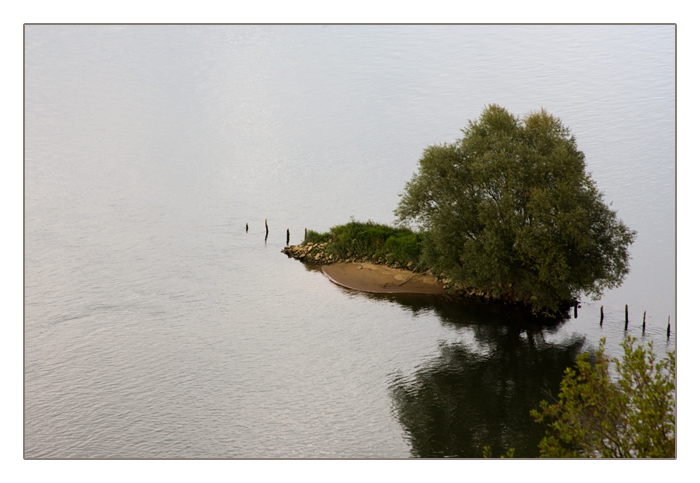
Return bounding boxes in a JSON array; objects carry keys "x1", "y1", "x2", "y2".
[
  {"x1": 600, "y1": 306, "x2": 604, "y2": 325},
  {"x1": 265, "y1": 219, "x2": 269, "y2": 242},
  {"x1": 286, "y1": 228, "x2": 290, "y2": 246},
  {"x1": 642, "y1": 311, "x2": 646, "y2": 335},
  {"x1": 667, "y1": 316, "x2": 671, "y2": 339},
  {"x1": 246, "y1": 223, "x2": 248, "y2": 233},
  {"x1": 574, "y1": 303, "x2": 577, "y2": 319},
  {"x1": 625, "y1": 304, "x2": 629, "y2": 331}
]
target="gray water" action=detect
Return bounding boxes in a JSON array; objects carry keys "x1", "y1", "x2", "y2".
[{"x1": 24, "y1": 24, "x2": 675, "y2": 459}]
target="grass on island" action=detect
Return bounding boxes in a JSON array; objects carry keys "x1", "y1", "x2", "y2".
[{"x1": 303, "y1": 219, "x2": 424, "y2": 271}]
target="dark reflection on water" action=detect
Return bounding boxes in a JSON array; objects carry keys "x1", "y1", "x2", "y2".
[
  {"x1": 389, "y1": 327, "x2": 585, "y2": 458},
  {"x1": 372, "y1": 290, "x2": 572, "y2": 329},
  {"x1": 307, "y1": 263, "x2": 587, "y2": 458},
  {"x1": 376, "y1": 294, "x2": 583, "y2": 458}
]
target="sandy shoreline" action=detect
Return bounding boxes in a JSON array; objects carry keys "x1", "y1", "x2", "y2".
[{"x1": 321, "y1": 262, "x2": 447, "y2": 295}]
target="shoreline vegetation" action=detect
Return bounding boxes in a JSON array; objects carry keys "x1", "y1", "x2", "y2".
[
  {"x1": 282, "y1": 219, "x2": 562, "y2": 308},
  {"x1": 282, "y1": 106, "x2": 635, "y2": 316}
]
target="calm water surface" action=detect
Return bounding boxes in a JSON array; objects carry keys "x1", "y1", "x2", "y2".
[{"x1": 24, "y1": 25, "x2": 675, "y2": 458}]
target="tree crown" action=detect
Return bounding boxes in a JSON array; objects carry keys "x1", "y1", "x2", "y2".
[{"x1": 395, "y1": 105, "x2": 636, "y2": 314}]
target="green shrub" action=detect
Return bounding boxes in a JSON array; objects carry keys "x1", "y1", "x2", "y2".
[
  {"x1": 531, "y1": 336, "x2": 675, "y2": 458},
  {"x1": 301, "y1": 219, "x2": 424, "y2": 269},
  {"x1": 303, "y1": 229, "x2": 331, "y2": 244}
]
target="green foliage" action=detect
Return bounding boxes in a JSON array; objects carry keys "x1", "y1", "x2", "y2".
[
  {"x1": 482, "y1": 446, "x2": 515, "y2": 458},
  {"x1": 531, "y1": 336, "x2": 675, "y2": 458},
  {"x1": 395, "y1": 105, "x2": 636, "y2": 314},
  {"x1": 303, "y1": 229, "x2": 332, "y2": 245},
  {"x1": 304, "y1": 220, "x2": 423, "y2": 269}
]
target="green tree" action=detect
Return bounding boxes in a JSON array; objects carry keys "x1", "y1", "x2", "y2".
[
  {"x1": 395, "y1": 105, "x2": 636, "y2": 314},
  {"x1": 531, "y1": 336, "x2": 676, "y2": 458}
]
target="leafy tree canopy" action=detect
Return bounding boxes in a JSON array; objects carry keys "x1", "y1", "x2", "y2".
[
  {"x1": 531, "y1": 336, "x2": 675, "y2": 458},
  {"x1": 395, "y1": 104, "x2": 636, "y2": 314}
]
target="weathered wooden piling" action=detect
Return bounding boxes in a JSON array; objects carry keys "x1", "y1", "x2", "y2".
[
  {"x1": 286, "y1": 228, "x2": 290, "y2": 246},
  {"x1": 667, "y1": 316, "x2": 671, "y2": 339},
  {"x1": 600, "y1": 305, "x2": 604, "y2": 325},
  {"x1": 625, "y1": 304, "x2": 629, "y2": 327},
  {"x1": 265, "y1": 219, "x2": 269, "y2": 235},
  {"x1": 574, "y1": 303, "x2": 577, "y2": 319},
  {"x1": 642, "y1": 311, "x2": 646, "y2": 334}
]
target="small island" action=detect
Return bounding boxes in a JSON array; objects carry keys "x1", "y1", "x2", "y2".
[
  {"x1": 282, "y1": 235, "x2": 446, "y2": 295},
  {"x1": 282, "y1": 220, "x2": 519, "y2": 301},
  {"x1": 283, "y1": 105, "x2": 636, "y2": 317}
]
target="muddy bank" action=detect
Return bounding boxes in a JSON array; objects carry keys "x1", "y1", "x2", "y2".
[
  {"x1": 281, "y1": 242, "x2": 533, "y2": 305},
  {"x1": 282, "y1": 241, "x2": 445, "y2": 294},
  {"x1": 321, "y1": 262, "x2": 447, "y2": 295}
]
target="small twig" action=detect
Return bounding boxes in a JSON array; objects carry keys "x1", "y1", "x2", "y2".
[{"x1": 398, "y1": 274, "x2": 419, "y2": 286}]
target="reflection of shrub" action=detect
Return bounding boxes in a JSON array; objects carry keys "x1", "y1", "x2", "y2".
[
  {"x1": 303, "y1": 219, "x2": 423, "y2": 270},
  {"x1": 531, "y1": 336, "x2": 676, "y2": 458},
  {"x1": 482, "y1": 446, "x2": 515, "y2": 458},
  {"x1": 390, "y1": 334, "x2": 585, "y2": 458}
]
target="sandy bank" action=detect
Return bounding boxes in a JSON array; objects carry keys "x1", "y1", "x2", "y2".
[{"x1": 321, "y1": 262, "x2": 447, "y2": 295}]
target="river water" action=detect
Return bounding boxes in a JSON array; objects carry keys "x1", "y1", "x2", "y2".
[{"x1": 24, "y1": 24, "x2": 675, "y2": 458}]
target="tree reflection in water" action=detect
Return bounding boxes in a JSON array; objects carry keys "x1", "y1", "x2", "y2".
[{"x1": 385, "y1": 295, "x2": 586, "y2": 458}]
